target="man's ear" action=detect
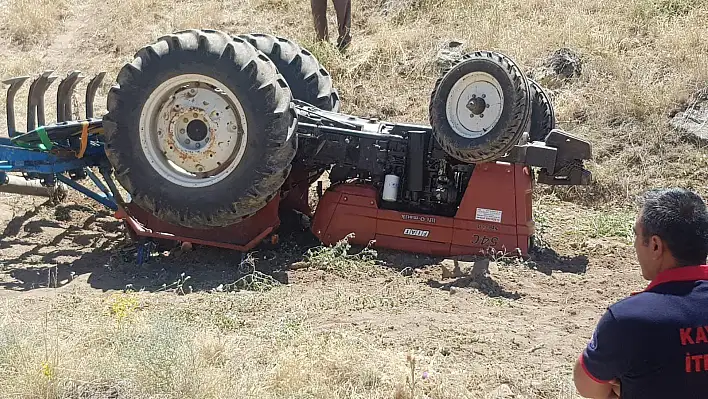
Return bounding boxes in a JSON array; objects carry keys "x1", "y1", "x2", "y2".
[{"x1": 650, "y1": 235, "x2": 663, "y2": 259}]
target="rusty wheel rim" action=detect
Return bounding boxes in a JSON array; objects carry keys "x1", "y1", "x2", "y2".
[{"x1": 139, "y1": 74, "x2": 248, "y2": 188}]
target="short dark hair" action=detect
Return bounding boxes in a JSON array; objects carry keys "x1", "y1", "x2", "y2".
[{"x1": 637, "y1": 188, "x2": 708, "y2": 266}]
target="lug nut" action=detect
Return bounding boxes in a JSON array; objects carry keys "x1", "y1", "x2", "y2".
[
  {"x1": 180, "y1": 129, "x2": 185, "y2": 134},
  {"x1": 185, "y1": 139, "x2": 191, "y2": 144}
]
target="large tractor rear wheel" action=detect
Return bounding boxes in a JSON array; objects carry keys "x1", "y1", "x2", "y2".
[
  {"x1": 429, "y1": 50, "x2": 532, "y2": 164},
  {"x1": 237, "y1": 33, "x2": 340, "y2": 112},
  {"x1": 103, "y1": 29, "x2": 297, "y2": 228}
]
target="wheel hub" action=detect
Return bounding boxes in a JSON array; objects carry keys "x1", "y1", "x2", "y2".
[
  {"x1": 466, "y1": 96, "x2": 487, "y2": 115},
  {"x1": 139, "y1": 74, "x2": 248, "y2": 187},
  {"x1": 187, "y1": 119, "x2": 208, "y2": 142},
  {"x1": 446, "y1": 71, "x2": 504, "y2": 139}
]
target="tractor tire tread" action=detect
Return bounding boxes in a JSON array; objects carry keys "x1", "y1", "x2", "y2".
[
  {"x1": 238, "y1": 32, "x2": 340, "y2": 112},
  {"x1": 528, "y1": 79, "x2": 556, "y2": 142}
]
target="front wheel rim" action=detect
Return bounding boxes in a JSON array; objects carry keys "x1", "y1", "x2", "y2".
[
  {"x1": 139, "y1": 74, "x2": 248, "y2": 188},
  {"x1": 445, "y1": 71, "x2": 504, "y2": 139}
]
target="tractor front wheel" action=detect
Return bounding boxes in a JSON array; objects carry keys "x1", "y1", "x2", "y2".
[
  {"x1": 429, "y1": 50, "x2": 532, "y2": 164},
  {"x1": 103, "y1": 29, "x2": 297, "y2": 228}
]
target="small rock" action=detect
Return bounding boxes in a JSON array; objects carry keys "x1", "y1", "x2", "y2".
[
  {"x1": 547, "y1": 47, "x2": 582, "y2": 79},
  {"x1": 449, "y1": 286, "x2": 461, "y2": 294},
  {"x1": 470, "y1": 258, "x2": 490, "y2": 279},
  {"x1": 488, "y1": 383, "x2": 514, "y2": 398},
  {"x1": 435, "y1": 40, "x2": 466, "y2": 72},
  {"x1": 528, "y1": 47, "x2": 582, "y2": 89},
  {"x1": 441, "y1": 265, "x2": 454, "y2": 279},
  {"x1": 670, "y1": 98, "x2": 708, "y2": 143}
]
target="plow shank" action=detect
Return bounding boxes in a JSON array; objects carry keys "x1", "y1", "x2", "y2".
[
  {"x1": 27, "y1": 71, "x2": 58, "y2": 131},
  {"x1": 56, "y1": 71, "x2": 84, "y2": 122},
  {"x1": 3, "y1": 76, "x2": 29, "y2": 138}
]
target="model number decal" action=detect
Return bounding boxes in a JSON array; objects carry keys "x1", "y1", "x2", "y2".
[
  {"x1": 472, "y1": 235, "x2": 499, "y2": 246},
  {"x1": 403, "y1": 228, "x2": 430, "y2": 237},
  {"x1": 401, "y1": 214, "x2": 436, "y2": 224},
  {"x1": 475, "y1": 208, "x2": 502, "y2": 223},
  {"x1": 477, "y1": 224, "x2": 499, "y2": 231}
]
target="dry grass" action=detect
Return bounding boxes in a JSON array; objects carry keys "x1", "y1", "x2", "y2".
[
  {"x1": 0, "y1": 269, "x2": 592, "y2": 399},
  {"x1": 0, "y1": 0, "x2": 70, "y2": 47},
  {"x1": 0, "y1": 190, "x2": 650, "y2": 398}
]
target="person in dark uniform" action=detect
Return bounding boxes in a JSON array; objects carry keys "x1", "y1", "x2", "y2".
[
  {"x1": 310, "y1": 0, "x2": 352, "y2": 51},
  {"x1": 573, "y1": 187, "x2": 708, "y2": 398}
]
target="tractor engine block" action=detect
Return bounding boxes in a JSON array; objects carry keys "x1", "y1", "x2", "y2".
[{"x1": 294, "y1": 104, "x2": 473, "y2": 218}]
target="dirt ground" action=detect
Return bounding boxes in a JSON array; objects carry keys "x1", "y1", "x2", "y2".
[{"x1": 0, "y1": 185, "x2": 646, "y2": 398}]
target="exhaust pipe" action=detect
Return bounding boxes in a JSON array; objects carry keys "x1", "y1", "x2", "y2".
[{"x1": 0, "y1": 172, "x2": 67, "y2": 201}]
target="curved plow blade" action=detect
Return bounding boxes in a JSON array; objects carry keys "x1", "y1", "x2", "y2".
[
  {"x1": 56, "y1": 70, "x2": 85, "y2": 123},
  {"x1": 85, "y1": 72, "x2": 106, "y2": 118},
  {"x1": 2, "y1": 70, "x2": 108, "y2": 138},
  {"x1": 27, "y1": 70, "x2": 58, "y2": 131},
  {"x1": 2, "y1": 75, "x2": 29, "y2": 137}
]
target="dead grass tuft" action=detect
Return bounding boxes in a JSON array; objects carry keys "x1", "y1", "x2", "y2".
[
  {"x1": 300, "y1": 233, "x2": 382, "y2": 278},
  {"x1": 1, "y1": 0, "x2": 70, "y2": 47}
]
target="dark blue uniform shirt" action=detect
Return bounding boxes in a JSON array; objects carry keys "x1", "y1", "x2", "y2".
[{"x1": 580, "y1": 265, "x2": 708, "y2": 398}]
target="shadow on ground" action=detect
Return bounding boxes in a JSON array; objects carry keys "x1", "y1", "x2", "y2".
[
  {"x1": 527, "y1": 246, "x2": 590, "y2": 275},
  {"x1": 0, "y1": 203, "x2": 591, "y2": 296},
  {"x1": 0, "y1": 209, "x2": 325, "y2": 294}
]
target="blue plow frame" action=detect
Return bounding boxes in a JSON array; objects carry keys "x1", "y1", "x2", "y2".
[{"x1": 0, "y1": 137, "x2": 123, "y2": 211}]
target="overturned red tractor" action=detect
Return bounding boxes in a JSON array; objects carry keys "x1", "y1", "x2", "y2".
[{"x1": 0, "y1": 30, "x2": 591, "y2": 259}]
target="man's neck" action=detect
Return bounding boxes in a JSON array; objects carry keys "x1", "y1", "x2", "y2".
[{"x1": 656, "y1": 256, "x2": 680, "y2": 276}]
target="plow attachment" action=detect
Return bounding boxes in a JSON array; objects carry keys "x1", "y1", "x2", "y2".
[
  {"x1": 0, "y1": 69, "x2": 117, "y2": 207},
  {"x1": 3, "y1": 70, "x2": 106, "y2": 140}
]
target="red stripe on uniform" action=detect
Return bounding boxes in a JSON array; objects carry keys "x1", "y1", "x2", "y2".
[
  {"x1": 631, "y1": 265, "x2": 708, "y2": 295},
  {"x1": 578, "y1": 353, "x2": 613, "y2": 384}
]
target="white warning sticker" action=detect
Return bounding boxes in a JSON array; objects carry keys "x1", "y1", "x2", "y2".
[{"x1": 475, "y1": 208, "x2": 502, "y2": 223}]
